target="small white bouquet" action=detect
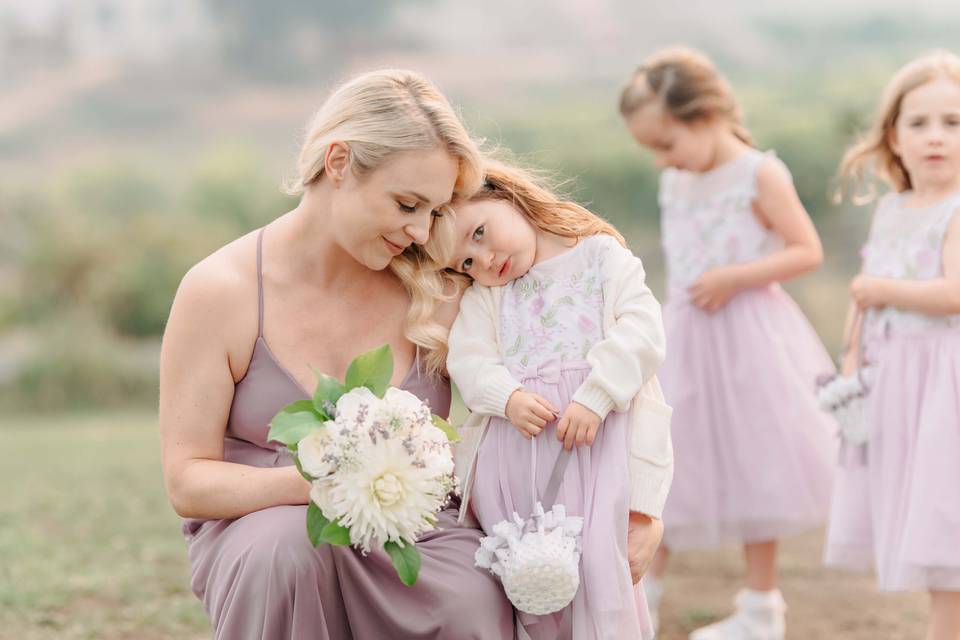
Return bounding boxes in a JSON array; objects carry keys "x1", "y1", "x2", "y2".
[{"x1": 268, "y1": 345, "x2": 459, "y2": 585}]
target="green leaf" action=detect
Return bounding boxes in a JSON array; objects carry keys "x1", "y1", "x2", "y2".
[
  {"x1": 268, "y1": 400, "x2": 324, "y2": 446},
  {"x1": 384, "y1": 540, "x2": 421, "y2": 586},
  {"x1": 306, "y1": 501, "x2": 352, "y2": 547},
  {"x1": 344, "y1": 344, "x2": 393, "y2": 397},
  {"x1": 308, "y1": 367, "x2": 345, "y2": 416},
  {"x1": 306, "y1": 501, "x2": 330, "y2": 547},
  {"x1": 319, "y1": 520, "x2": 352, "y2": 546},
  {"x1": 432, "y1": 414, "x2": 460, "y2": 442}
]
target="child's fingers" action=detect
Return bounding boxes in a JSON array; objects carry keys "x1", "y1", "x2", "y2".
[
  {"x1": 530, "y1": 402, "x2": 556, "y2": 423},
  {"x1": 556, "y1": 416, "x2": 569, "y2": 445},
  {"x1": 575, "y1": 421, "x2": 589, "y2": 447},
  {"x1": 586, "y1": 422, "x2": 598, "y2": 446},
  {"x1": 533, "y1": 394, "x2": 560, "y2": 415},
  {"x1": 562, "y1": 419, "x2": 579, "y2": 450},
  {"x1": 527, "y1": 411, "x2": 547, "y2": 428}
]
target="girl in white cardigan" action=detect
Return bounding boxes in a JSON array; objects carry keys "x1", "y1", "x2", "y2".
[{"x1": 425, "y1": 161, "x2": 673, "y2": 640}]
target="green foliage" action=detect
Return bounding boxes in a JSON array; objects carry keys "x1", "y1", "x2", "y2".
[
  {"x1": 343, "y1": 344, "x2": 394, "y2": 397},
  {"x1": 310, "y1": 368, "x2": 346, "y2": 416},
  {"x1": 267, "y1": 400, "x2": 325, "y2": 447},
  {"x1": 0, "y1": 314, "x2": 159, "y2": 411},
  {"x1": 384, "y1": 539, "x2": 421, "y2": 586},
  {"x1": 306, "y1": 502, "x2": 351, "y2": 547},
  {"x1": 186, "y1": 145, "x2": 292, "y2": 230},
  {"x1": 1, "y1": 144, "x2": 297, "y2": 410},
  {"x1": 432, "y1": 415, "x2": 460, "y2": 443}
]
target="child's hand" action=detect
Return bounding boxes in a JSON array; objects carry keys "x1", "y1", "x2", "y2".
[
  {"x1": 850, "y1": 274, "x2": 887, "y2": 309},
  {"x1": 627, "y1": 512, "x2": 664, "y2": 584},
  {"x1": 557, "y1": 402, "x2": 601, "y2": 450},
  {"x1": 505, "y1": 390, "x2": 559, "y2": 439},
  {"x1": 688, "y1": 266, "x2": 743, "y2": 313}
]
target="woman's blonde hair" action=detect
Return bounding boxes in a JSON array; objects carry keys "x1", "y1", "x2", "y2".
[
  {"x1": 619, "y1": 46, "x2": 754, "y2": 146},
  {"x1": 289, "y1": 69, "x2": 482, "y2": 377},
  {"x1": 837, "y1": 50, "x2": 960, "y2": 201},
  {"x1": 423, "y1": 159, "x2": 626, "y2": 367}
]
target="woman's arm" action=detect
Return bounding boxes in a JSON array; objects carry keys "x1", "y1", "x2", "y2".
[
  {"x1": 689, "y1": 158, "x2": 824, "y2": 312},
  {"x1": 850, "y1": 209, "x2": 960, "y2": 316},
  {"x1": 159, "y1": 260, "x2": 309, "y2": 520}
]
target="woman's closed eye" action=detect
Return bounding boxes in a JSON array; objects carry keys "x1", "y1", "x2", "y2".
[{"x1": 398, "y1": 202, "x2": 417, "y2": 213}]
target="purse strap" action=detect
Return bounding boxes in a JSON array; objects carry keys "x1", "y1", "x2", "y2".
[
  {"x1": 841, "y1": 306, "x2": 871, "y2": 391},
  {"x1": 541, "y1": 448, "x2": 572, "y2": 510}
]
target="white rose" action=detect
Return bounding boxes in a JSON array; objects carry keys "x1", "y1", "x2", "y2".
[
  {"x1": 309, "y1": 478, "x2": 338, "y2": 520},
  {"x1": 297, "y1": 428, "x2": 335, "y2": 478},
  {"x1": 418, "y1": 421, "x2": 455, "y2": 476},
  {"x1": 333, "y1": 387, "x2": 381, "y2": 432},
  {"x1": 377, "y1": 387, "x2": 429, "y2": 434}
]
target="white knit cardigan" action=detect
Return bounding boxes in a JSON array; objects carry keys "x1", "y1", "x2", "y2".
[{"x1": 448, "y1": 235, "x2": 674, "y2": 524}]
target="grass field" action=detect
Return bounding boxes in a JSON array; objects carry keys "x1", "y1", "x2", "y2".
[
  {"x1": 0, "y1": 412, "x2": 209, "y2": 640},
  {"x1": 1, "y1": 412, "x2": 927, "y2": 639}
]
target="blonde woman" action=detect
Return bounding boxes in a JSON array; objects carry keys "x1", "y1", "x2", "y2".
[{"x1": 159, "y1": 69, "x2": 514, "y2": 639}]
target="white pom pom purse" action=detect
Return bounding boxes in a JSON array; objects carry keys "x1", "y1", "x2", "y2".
[
  {"x1": 816, "y1": 308, "x2": 874, "y2": 451},
  {"x1": 474, "y1": 442, "x2": 582, "y2": 619}
]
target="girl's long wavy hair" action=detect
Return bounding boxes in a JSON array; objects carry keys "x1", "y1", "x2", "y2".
[
  {"x1": 836, "y1": 50, "x2": 960, "y2": 203},
  {"x1": 423, "y1": 158, "x2": 626, "y2": 368}
]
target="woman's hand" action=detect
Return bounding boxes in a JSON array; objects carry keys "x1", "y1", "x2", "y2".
[
  {"x1": 556, "y1": 402, "x2": 601, "y2": 450},
  {"x1": 627, "y1": 512, "x2": 664, "y2": 584},
  {"x1": 688, "y1": 266, "x2": 743, "y2": 313},
  {"x1": 505, "y1": 390, "x2": 558, "y2": 439}
]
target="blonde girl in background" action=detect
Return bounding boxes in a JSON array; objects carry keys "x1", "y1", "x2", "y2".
[
  {"x1": 826, "y1": 50, "x2": 960, "y2": 640},
  {"x1": 619, "y1": 47, "x2": 836, "y2": 639}
]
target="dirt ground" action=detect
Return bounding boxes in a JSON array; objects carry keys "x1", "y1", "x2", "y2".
[{"x1": 653, "y1": 529, "x2": 927, "y2": 639}]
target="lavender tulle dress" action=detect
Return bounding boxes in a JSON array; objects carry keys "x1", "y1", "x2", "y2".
[
  {"x1": 825, "y1": 191, "x2": 960, "y2": 592},
  {"x1": 656, "y1": 149, "x2": 837, "y2": 550},
  {"x1": 182, "y1": 229, "x2": 514, "y2": 639}
]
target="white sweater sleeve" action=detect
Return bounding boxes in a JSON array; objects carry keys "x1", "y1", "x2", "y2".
[
  {"x1": 572, "y1": 237, "x2": 666, "y2": 419},
  {"x1": 447, "y1": 285, "x2": 523, "y2": 418}
]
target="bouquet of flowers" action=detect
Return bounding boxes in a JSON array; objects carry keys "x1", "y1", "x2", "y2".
[{"x1": 267, "y1": 345, "x2": 459, "y2": 585}]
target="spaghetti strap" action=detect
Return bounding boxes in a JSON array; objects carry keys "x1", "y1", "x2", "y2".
[{"x1": 256, "y1": 228, "x2": 265, "y2": 338}]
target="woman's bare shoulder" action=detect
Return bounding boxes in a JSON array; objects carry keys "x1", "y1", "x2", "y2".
[
  {"x1": 175, "y1": 231, "x2": 260, "y2": 309},
  {"x1": 165, "y1": 231, "x2": 261, "y2": 376}
]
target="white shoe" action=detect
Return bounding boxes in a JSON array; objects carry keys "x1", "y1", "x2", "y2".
[
  {"x1": 642, "y1": 576, "x2": 663, "y2": 635},
  {"x1": 688, "y1": 589, "x2": 786, "y2": 640}
]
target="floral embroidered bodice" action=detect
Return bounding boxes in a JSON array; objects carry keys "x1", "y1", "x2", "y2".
[
  {"x1": 862, "y1": 190, "x2": 960, "y2": 336},
  {"x1": 659, "y1": 149, "x2": 785, "y2": 301},
  {"x1": 499, "y1": 236, "x2": 610, "y2": 376}
]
